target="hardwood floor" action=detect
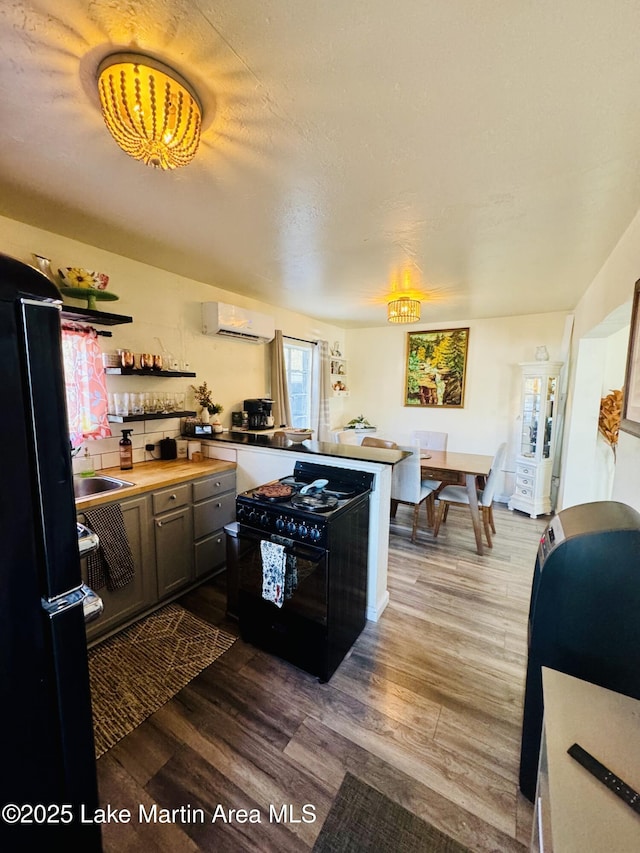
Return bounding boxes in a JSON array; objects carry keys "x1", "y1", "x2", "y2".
[{"x1": 96, "y1": 502, "x2": 547, "y2": 851}]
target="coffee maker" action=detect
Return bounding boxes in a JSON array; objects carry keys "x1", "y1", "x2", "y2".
[{"x1": 243, "y1": 398, "x2": 274, "y2": 430}]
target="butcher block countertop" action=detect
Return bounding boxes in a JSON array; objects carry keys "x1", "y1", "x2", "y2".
[{"x1": 74, "y1": 458, "x2": 236, "y2": 509}]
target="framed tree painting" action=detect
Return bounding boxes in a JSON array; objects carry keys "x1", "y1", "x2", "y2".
[{"x1": 404, "y1": 328, "x2": 470, "y2": 408}]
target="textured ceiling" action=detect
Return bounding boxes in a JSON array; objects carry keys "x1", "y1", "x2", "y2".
[{"x1": 2, "y1": 1, "x2": 640, "y2": 327}]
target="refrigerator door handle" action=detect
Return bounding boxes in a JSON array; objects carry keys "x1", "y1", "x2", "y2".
[
  {"x1": 77, "y1": 522, "x2": 100, "y2": 557},
  {"x1": 41, "y1": 583, "x2": 104, "y2": 624}
]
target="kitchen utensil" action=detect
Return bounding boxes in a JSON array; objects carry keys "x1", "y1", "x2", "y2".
[{"x1": 299, "y1": 478, "x2": 328, "y2": 495}]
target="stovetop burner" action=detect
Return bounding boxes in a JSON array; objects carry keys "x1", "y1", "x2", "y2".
[
  {"x1": 235, "y1": 460, "x2": 375, "y2": 546},
  {"x1": 290, "y1": 493, "x2": 339, "y2": 513}
]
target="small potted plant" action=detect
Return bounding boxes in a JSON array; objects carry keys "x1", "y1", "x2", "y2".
[
  {"x1": 191, "y1": 382, "x2": 223, "y2": 426},
  {"x1": 208, "y1": 402, "x2": 224, "y2": 432},
  {"x1": 345, "y1": 414, "x2": 374, "y2": 430}
]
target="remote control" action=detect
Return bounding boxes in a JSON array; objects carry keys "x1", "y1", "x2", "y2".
[{"x1": 567, "y1": 743, "x2": 640, "y2": 816}]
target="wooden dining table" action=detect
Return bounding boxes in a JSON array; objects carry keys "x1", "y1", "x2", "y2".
[{"x1": 420, "y1": 449, "x2": 495, "y2": 555}]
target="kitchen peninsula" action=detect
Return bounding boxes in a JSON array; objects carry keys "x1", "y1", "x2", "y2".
[{"x1": 199, "y1": 431, "x2": 410, "y2": 621}]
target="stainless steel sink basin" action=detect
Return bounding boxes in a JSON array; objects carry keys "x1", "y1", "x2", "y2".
[{"x1": 73, "y1": 474, "x2": 134, "y2": 498}]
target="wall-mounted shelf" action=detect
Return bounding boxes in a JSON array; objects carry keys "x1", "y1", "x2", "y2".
[
  {"x1": 105, "y1": 368, "x2": 196, "y2": 378},
  {"x1": 107, "y1": 411, "x2": 196, "y2": 423},
  {"x1": 331, "y1": 356, "x2": 349, "y2": 395},
  {"x1": 61, "y1": 305, "x2": 133, "y2": 326}
]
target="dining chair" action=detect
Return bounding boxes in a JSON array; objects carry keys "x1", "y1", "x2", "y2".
[
  {"x1": 432, "y1": 442, "x2": 507, "y2": 548},
  {"x1": 413, "y1": 429, "x2": 463, "y2": 490},
  {"x1": 390, "y1": 444, "x2": 441, "y2": 542},
  {"x1": 336, "y1": 430, "x2": 363, "y2": 445},
  {"x1": 410, "y1": 430, "x2": 448, "y2": 451},
  {"x1": 361, "y1": 436, "x2": 398, "y2": 449}
]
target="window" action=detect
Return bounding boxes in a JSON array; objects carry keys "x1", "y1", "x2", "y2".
[{"x1": 284, "y1": 340, "x2": 313, "y2": 428}]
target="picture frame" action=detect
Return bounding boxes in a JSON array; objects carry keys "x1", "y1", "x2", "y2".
[
  {"x1": 621, "y1": 279, "x2": 640, "y2": 438},
  {"x1": 404, "y1": 327, "x2": 470, "y2": 408}
]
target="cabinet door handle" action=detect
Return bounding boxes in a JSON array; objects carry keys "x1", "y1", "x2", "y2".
[
  {"x1": 216, "y1": 502, "x2": 222, "y2": 508},
  {"x1": 215, "y1": 482, "x2": 221, "y2": 487},
  {"x1": 156, "y1": 520, "x2": 163, "y2": 528},
  {"x1": 169, "y1": 494, "x2": 177, "y2": 501}
]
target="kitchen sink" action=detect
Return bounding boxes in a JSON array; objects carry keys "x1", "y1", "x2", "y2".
[{"x1": 73, "y1": 474, "x2": 134, "y2": 498}]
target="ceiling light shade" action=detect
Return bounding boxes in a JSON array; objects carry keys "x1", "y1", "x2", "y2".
[
  {"x1": 97, "y1": 52, "x2": 202, "y2": 170},
  {"x1": 387, "y1": 297, "x2": 421, "y2": 324}
]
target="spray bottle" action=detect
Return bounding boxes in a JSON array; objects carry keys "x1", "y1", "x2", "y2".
[{"x1": 119, "y1": 429, "x2": 133, "y2": 470}]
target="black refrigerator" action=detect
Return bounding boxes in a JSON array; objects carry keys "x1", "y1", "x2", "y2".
[{"x1": 0, "y1": 253, "x2": 102, "y2": 849}]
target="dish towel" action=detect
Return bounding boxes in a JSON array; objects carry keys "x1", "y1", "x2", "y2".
[
  {"x1": 83, "y1": 504, "x2": 135, "y2": 591},
  {"x1": 261, "y1": 540, "x2": 286, "y2": 607}
]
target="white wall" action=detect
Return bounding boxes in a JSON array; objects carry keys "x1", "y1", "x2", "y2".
[
  {"x1": 344, "y1": 313, "x2": 568, "y2": 500},
  {"x1": 0, "y1": 215, "x2": 347, "y2": 468},
  {"x1": 560, "y1": 206, "x2": 640, "y2": 514}
]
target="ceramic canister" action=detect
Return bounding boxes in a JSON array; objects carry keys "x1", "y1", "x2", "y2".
[{"x1": 187, "y1": 440, "x2": 202, "y2": 460}]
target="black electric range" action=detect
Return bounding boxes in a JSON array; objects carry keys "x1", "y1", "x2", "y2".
[{"x1": 227, "y1": 460, "x2": 374, "y2": 681}]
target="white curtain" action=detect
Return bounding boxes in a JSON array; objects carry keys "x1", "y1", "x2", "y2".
[
  {"x1": 311, "y1": 339, "x2": 331, "y2": 443},
  {"x1": 270, "y1": 330, "x2": 292, "y2": 427}
]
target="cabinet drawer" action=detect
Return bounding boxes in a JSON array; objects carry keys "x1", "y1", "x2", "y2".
[
  {"x1": 516, "y1": 485, "x2": 532, "y2": 497},
  {"x1": 193, "y1": 471, "x2": 236, "y2": 502},
  {"x1": 152, "y1": 483, "x2": 191, "y2": 515},
  {"x1": 193, "y1": 492, "x2": 236, "y2": 540},
  {"x1": 517, "y1": 475, "x2": 534, "y2": 488},
  {"x1": 420, "y1": 466, "x2": 464, "y2": 485},
  {"x1": 195, "y1": 532, "x2": 226, "y2": 578},
  {"x1": 517, "y1": 464, "x2": 535, "y2": 477}
]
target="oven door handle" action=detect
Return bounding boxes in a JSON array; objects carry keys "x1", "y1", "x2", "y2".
[{"x1": 236, "y1": 524, "x2": 326, "y2": 561}]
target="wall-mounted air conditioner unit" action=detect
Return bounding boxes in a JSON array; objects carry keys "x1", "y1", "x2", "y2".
[{"x1": 201, "y1": 302, "x2": 275, "y2": 344}]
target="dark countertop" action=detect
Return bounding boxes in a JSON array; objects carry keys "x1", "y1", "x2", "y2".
[{"x1": 196, "y1": 430, "x2": 410, "y2": 465}]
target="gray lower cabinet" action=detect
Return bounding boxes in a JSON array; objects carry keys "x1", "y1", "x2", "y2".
[
  {"x1": 154, "y1": 504, "x2": 194, "y2": 598},
  {"x1": 193, "y1": 470, "x2": 236, "y2": 578},
  {"x1": 82, "y1": 467, "x2": 236, "y2": 641},
  {"x1": 80, "y1": 493, "x2": 155, "y2": 642}
]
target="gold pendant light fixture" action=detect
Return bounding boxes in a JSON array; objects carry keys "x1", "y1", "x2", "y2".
[
  {"x1": 97, "y1": 52, "x2": 203, "y2": 170},
  {"x1": 387, "y1": 296, "x2": 421, "y2": 324}
]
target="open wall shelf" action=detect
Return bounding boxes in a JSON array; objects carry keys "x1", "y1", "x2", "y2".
[
  {"x1": 107, "y1": 411, "x2": 196, "y2": 423},
  {"x1": 105, "y1": 368, "x2": 196, "y2": 378},
  {"x1": 61, "y1": 305, "x2": 133, "y2": 326}
]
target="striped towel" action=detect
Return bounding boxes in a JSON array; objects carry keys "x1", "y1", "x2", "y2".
[{"x1": 83, "y1": 504, "x2": 135, "y2": 591}]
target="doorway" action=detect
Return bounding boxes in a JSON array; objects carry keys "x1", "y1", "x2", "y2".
[{"x1": 560, "y1": 303, "x2": 631, "y2": 508}]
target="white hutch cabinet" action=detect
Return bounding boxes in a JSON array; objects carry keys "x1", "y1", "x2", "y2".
[{"x1": 509, "y1": 361, "x2": 563, "y2": 518}]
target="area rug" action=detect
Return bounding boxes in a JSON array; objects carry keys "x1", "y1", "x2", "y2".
[
  {"x1": 313, "y1": 773, "x2": 469, "y2": 853},
  {"x1": 88, "y1": 603, "x2": 236, "y2": 758}
]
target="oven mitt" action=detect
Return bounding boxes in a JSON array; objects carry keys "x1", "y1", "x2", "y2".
[{"x1": 261, "y1": 540, "x2": 286, "y2": 607}]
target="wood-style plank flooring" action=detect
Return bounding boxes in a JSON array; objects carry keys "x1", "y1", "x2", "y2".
[{"x1": 96, "y1": 502, "x2": 547, "y2": 851}]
